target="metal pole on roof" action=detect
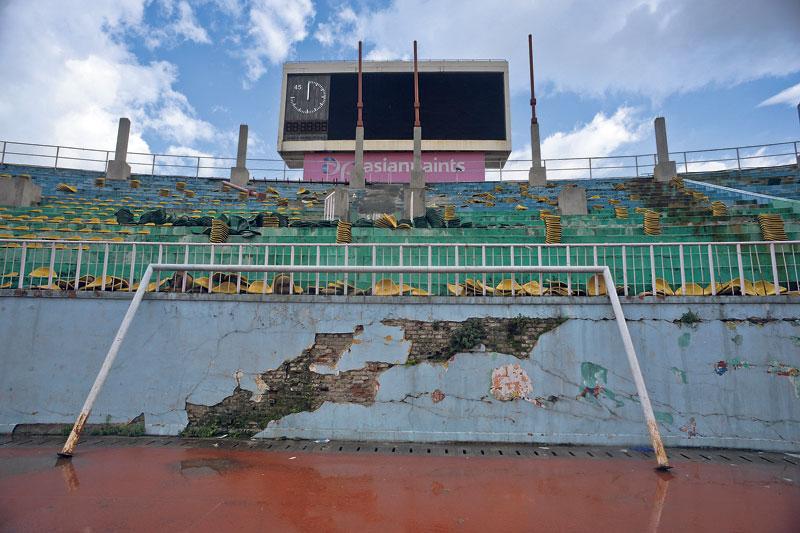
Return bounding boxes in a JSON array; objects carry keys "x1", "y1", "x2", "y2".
[
  {"x1": 528, "y1": 34, "x2": 537, "y2": 125},
  {"x1": 413, "y1": 40, "x2": 420, "y2": 127},
  {"x1": 357, "y1": 40, "x2": 364, "y2": 128}
]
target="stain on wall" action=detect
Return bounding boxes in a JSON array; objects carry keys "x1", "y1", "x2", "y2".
[{"x1": 490, "y1": 364, "x2": 533, "y2": 401}]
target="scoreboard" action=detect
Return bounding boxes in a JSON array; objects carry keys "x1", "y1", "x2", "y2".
[{"x1": 277, "y1": 60, "x2": 511, "y2": 169}]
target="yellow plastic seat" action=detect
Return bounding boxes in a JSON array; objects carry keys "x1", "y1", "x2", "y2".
[
  {"x1": 521, "y1": 280, "x2": 542, "y2": 296},
  {"x1": 246, "y1": 280, "x2": 273, "y2": 294},
  {"x1": 373, "y1": 279, "x2": 401, "y2": 296},
  {"x1": 675, "y1": 283, "x2": 705, "y2": 296},
  {"x1": 446, "y1": 283, "x2": 465, "y2": 296},
  {"x1": 495, "y1": 279, "x2": 524, "y2": 295},
  {"x1": 752, "y1": 280, "x2": 787, "y2": 296}
]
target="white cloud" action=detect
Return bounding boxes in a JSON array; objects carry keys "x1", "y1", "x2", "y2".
[
  {"x1": 317, "y1": 0, "x2": 800, "y2": 98},
  {"x1": 758, "y1": 82, "x2": 800, "y2": 108},
  {"x1": 492, "y1": 107, "x2": 648, "y2": 180},
  {"x1": 144, "y1": 0, "x2": 212, "y2": 49},
  {"x1": 0, "y1": 0, "x2": 221, "y2": 160},
  {"x1": 242, "y1": 0, "x2": 316, "y2": 83}
]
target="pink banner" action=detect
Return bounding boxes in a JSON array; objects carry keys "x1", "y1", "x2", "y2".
[{"x1": 303, "y1": 152, "x2": 485, "y2": 183}]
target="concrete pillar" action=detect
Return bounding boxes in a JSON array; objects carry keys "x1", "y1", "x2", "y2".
[
  {"x1": 332, "y1": 186, "x2": 350, "y2": 220},
  {"x1": 350, "y1": 126, "x2": 366, "y2": 189},
  {"x1": 403, "y1": 187, "x2": 426, "y2": 219},
  {"x1": 557, "y1": 184, "x2": 587, "y2": 215},
  {"x1": 0, "y1": 175, "x2": 42, "y2": 207},
  {"x1": 230, "y1": 124, "x2": 250, "y2": 186},
  {"x1": 528, "y1": 121, "x2": 547, "y2": 185},
  {"x1": 106, "y1": 117, "x2": 131, "y2": 180},
  {"x1": 653, "y1": 117, "x2": 677, "y2": 182},
  {"x1": 410, "y1": 126, "x2": 425, "y2": 188}
]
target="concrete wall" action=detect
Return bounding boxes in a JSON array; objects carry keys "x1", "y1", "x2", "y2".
[{"x1": 1, "y1": 293, "x2": 798, "y2": 451}]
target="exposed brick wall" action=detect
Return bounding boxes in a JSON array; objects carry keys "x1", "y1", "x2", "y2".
[
  {"x1": 185, "y1": 316, "x2": 568, "y2": 436},
  {"x1": 383, "y1": 316, "x2": 567, "y2": 362},
  {"x1": 186, "y1": 330, "x2": 390, "y2": 436}
]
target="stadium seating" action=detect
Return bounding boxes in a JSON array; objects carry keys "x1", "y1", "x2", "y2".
[{"x1": 1, "y1": 162, "x2": 798, "y2": 296}]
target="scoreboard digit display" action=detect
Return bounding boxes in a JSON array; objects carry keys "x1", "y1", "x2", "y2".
[{"x1": 283, "y1": 74, "x2": 330, "y2": 141}]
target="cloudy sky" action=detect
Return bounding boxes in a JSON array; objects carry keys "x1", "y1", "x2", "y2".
[{"x1": 0, "y1": 0, "x2": 798, "y2": 175}]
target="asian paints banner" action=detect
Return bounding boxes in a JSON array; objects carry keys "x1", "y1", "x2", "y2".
[{"x1": 303, "y1": 152, "x2": 485, "y2": 183}]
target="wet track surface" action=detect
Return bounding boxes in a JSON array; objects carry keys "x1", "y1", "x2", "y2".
[{"x1": 0, "y1": 436, "x2": 798, "y2": 532}]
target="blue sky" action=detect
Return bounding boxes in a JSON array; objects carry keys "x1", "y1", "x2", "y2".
[{"x1": 1, "y1": 0, "x2": 799, "y2": 176}]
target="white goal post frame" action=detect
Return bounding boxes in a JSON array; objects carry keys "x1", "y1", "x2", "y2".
[{"x1": 58, "y1": 263, "x2": 671, "y2": 470}]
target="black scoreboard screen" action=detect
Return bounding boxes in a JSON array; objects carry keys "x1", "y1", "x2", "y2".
[{"x1": 283, "y1": 71, "x2": 506, "y2": 142}]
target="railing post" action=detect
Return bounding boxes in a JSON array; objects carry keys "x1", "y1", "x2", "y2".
[
  {"x1": 128, "y1": 244, "x2": 137, "y2": 291},
  {"x1": 634, "y1": 155, "x2": 639, "y2": 177},
  {"x1": 47, "y1": 243, "x2": 56, "y2": 286},
  {"x1": 707, "y1": 245, "x2": 716, "y2": 296},
  {"x1": 621, "y1": 245, "x2": 628, "y2": 296},
  {"x1": 236, "y1": 245, "x2": 243, "y2": 293},
  {"x1": 769, "y1": 243, "x2": 780, "y2": 296},
  {"x1": 17, "y1": 243, "x2": 26, "y2": 289},
  {"x1": 1, "y1": 140, "x2": 6, "y2": 164},
  {"x1": 151, "y1": 154, "x2": 156, "y2": 175},
  {"x1": 182, "y1": 245, "x2": 189, "y2": 293},
  {"x1": 74, "y1": 246, "x2": 83, "y2": 290},
  {"x1": 649, "y1": 245, "x2": 657, "y2": 295},
  {"x1": 678, "y1": 244, "x2": 686, "y2": 294},
  {"x1": 315, "y1": 245, "x2": 321, "y2": 295},
  {"x1": 54, "y1": 146, "x2": 60, "y2": 169},
  {"x1": 101, "y1": 244, "x2": 109, "y2": 291},
  {"x1": 196, "y1": 156, "x2": 201, "y2": 178},
  {"x1": 510, "y1": 245, "x2": 515, "y2": 296},
  {"x1": 736, "y1": 148, "x2": 741, "y2": 171},
  {"x1": 588, "y1": 158, "x2": 593, "y2": 179},
  {"x1": 427, "y1": 245, "x2": 432, "y2": 295},
  {"x1": 481, "y1": 245, "x2": 487, "y2": 295},
  {"x1": 683, "y1": 152, "x2": 688, "y2": 174},
  {"x1": 398, "y1": 245, "x2": 403, "y2": 295},
  {"x1": 736, "y1": 243, "x2": 745, "y2": 296}
]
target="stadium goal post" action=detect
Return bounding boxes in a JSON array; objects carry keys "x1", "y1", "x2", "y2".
[{"x1": 58, "y1": 263, "x2": 670, "y2": 470}]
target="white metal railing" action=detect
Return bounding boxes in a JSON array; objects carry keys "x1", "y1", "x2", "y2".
[
  {"x1": 2, "y1": 239, "x2": 799, "y2": 297},
  {"x1": 57, "y1": 261, "x2": 670, "y2": 469},
  {"x1": 2, "y1": 139, "x2": 797, "y2": 182}
]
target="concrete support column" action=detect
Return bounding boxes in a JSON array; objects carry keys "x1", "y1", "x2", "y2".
[
  {"x1": 350, "y1": 126, "x2": 366, "y2": 189},
  {"x1": 528, "y1": 122, "x2": 547, "y2": 186},
  {"x1": 653, "y1": 117, "x2": 677, "y2": 182},
  {"x1": 557, "y1": 184, "x2": 587, "y2": 215},
  {"x1": 332, "y1": 186, "x2": 350, "y2": 220},
  {"x1": 410, "y1": 126, "x2": 425, "y2": 188},
  {"x1": 0, "y1": 175, "x2": 42, "y2": 207},
  {"x1": 106, "y1": 118, "x2": 132, "y2": 180},
  {"x1": 230, "y1": 124, "x2": 250, "y2": 186},
  {"x1": 404, "y1": 186, "x2": 426, "y2": 219}
]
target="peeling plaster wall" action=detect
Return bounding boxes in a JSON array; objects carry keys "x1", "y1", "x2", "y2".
[{"x1": 1, "y1": 294, "x2": 799, "y2": 451}]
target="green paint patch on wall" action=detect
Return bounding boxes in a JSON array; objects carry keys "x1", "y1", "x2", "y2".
[
  {"x1": 670, "y1": 367, "x2": 688, "y2": 384},
  {"x1": 581, "y1": 362, "x2": 607, "y2": 388},
  {"x1": 655, "y1": 411, "x2": 674, "y2": 426},
  {"x1": 732, "y1": 335, "x2": 743, "y2": 346},
  {"x1": 678, "y1": 332, "x2": 691, "y2": 348}
]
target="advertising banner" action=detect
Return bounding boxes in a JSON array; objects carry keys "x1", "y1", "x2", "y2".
[{"x1": 303, "y1": 152, "x2": 485, "y2": 183}]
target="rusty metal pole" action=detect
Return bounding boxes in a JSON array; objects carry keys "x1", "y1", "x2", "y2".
[
  {"x1": 58, "y1": 265, "x2": 154, "y2": 457},
  {"x1": 357, "y1": 41, "x2": 364, "y2": 128},
  {"x1": 413, "y1": 40, "x2": 420, "y2": 127},
  {"x1": 528, "y1": 33, "x2": 537, "y2": 125}
]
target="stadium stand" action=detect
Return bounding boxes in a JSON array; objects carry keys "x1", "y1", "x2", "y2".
[{"x1": 1, "y1": 162, "x2": 798, "y2": 297}]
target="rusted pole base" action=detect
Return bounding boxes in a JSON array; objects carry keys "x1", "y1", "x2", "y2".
[{"x1": 58, "y1": 412, "x2": 89, "y2": 457}]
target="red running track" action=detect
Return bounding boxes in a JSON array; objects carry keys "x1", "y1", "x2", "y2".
[{"x1": 0, "y1": 445, "x2": 798, "y2": 532}]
